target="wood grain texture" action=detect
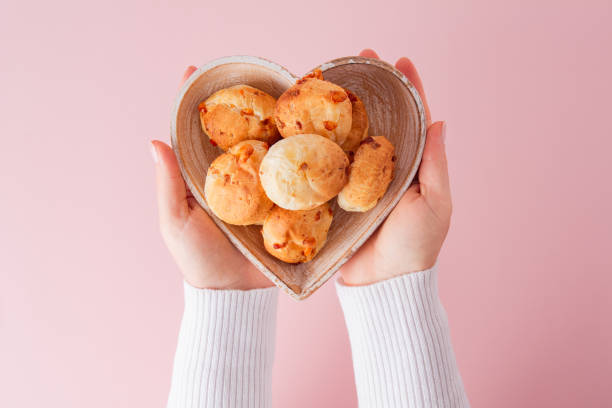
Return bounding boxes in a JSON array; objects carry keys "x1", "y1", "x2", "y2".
[{"x1": 171, "y1": 56, "x2": 426, "y2": 300}]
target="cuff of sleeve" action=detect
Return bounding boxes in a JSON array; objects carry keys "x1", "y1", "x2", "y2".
[
  {"x1": 334, "y1": 266, "x2": 446, "y2": 355},
  {"x1": 334, "y1": 267, "x2": 447, "y2": 356},
  {"x1": 180, "y1": 282, "x2": 279, "y2": 353},
  {"x1": 168, "y1": 283, "x2": 278, "y2": 407},
  {"x1": 335, "y1": 266, "x2": 470, "y2": 407}
]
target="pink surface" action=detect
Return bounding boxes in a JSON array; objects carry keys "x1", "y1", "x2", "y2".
[{"x1": 1, "y1": 0, "x2": 611, "y2": 407}]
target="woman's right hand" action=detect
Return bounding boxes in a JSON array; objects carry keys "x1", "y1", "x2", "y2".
[{"x1": 150, "y1": 66, "x2": 273, "y2": 291}]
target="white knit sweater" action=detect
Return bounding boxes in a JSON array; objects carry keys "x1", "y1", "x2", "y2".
[{"x1": 167, "y1": 267, "x2": 469, "y2": 407}]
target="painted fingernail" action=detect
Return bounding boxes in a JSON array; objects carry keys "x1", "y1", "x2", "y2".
[
  {"x1": 150, "y1": 142, "x2": 159, "y2": 163},
  {"x1": 441, "y1": 122, "x2": 446, "y2": 144}
]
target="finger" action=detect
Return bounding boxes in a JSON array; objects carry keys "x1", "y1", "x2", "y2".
[
  {"x1": 418, "y1": 122, "x2": 450, "y2": 206},
  {"x1": 407, "y1": 181, "x2": 421, "y2": 194},
  {"x1": 151, "y1": 140, "x2": 189, "y2": 223},
  {"x1": 187, "y1": 196, "x2": 199, "y2": 210},
  {"x1": 359, "y1": 49, "x2": 380, "y2": 59},
  {"x1": 180, "y1": 65, "x2": 197, "y2": 87},
  {"x1": 401, "y1": 182, "x2": 422, "y2": 203},
  {"x1": 395, "y1": 57, "x2": 431, "y2": 125}
]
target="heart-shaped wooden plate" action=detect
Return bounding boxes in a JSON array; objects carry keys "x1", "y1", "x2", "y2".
[{"x1": 171, "y1": 56, "x2": 426, "y2": 300}]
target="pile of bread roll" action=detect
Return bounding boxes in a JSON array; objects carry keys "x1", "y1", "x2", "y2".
[{"x1": 198, "y1": 69, "x2": 396, "y2": 263}]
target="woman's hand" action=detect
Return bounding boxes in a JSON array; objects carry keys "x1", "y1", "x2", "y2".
[
  {"x1": 151, "y1": 66, "x2": 272, "y2": 290},
  {"x1": 340, "y1": 49, "x2": 451, "y2": 286}
]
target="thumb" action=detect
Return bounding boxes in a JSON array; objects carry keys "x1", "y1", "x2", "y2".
[
  {"x1": 151, "y1": 140, "x2": 189, "y2": 224},
  {"x1": 418, "y1": 122, "x2": 451, "y2": 208},
  {"x1": 359, "y1": 49, "x2": 380, "y2": 59}
]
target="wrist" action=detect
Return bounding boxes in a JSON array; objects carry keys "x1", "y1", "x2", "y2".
[
  {"x1": 341, "y1": 257, "x2": 437, "y2": 287},
  {"x1": 183, "y1": 264, "x2": 274, "y2": 291}
]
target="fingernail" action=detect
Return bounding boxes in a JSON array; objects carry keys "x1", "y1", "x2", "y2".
[
  {"x1": 150, "y1": 142, "x2": 159, "y2": 163},
  {"x1": 441, "y1": 121, "x2": 446, "y2": 144}
]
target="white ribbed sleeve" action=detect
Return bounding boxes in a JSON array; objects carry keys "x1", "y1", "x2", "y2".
[
  {"x1": 166, "y1": 282, "x2": 278, "y2": 408},
  {"x1": 336, "y1": 266, "x2": 470, "y2": 408}
]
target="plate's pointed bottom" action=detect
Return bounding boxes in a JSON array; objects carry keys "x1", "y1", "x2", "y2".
[{"x1": 172, "y1": 56, "x2": 426, "y2": 300}]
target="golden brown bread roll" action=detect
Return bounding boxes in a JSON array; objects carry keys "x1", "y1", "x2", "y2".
[
  {"x1": 199, "y1": 85, "x2": 279, "y2": 151},
  {"x1": 204, "y1": 140, "x2": 273, "y2": 225},
  {"x1": 274, "y1": 70, "x2": 352, "y2": 145},
  {"x1": 338, "y1": 136, "x2": 395, "y2": 212},
  {"x1": 340, "y1": 89, "x2": 369, "y2": 157},
  {"x1": 262, "y1": 203, "x2": 333, "y2": 263},
  {"x1": 259, "y1": 134, "x2": 349, "y2": 210}
]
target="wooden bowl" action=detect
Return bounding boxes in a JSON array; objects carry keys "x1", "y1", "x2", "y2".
[{"x1": 171, "y1": 56, "x2": 426, "y2": 300}]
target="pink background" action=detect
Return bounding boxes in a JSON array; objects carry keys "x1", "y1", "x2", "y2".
[{"x1": 2, "y1": 0, "x2": 611, "y2": 406}]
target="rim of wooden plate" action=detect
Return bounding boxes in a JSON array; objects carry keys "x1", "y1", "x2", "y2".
[{"x1": 170, "y1": 55, "x2": 426, "y2": 300}]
